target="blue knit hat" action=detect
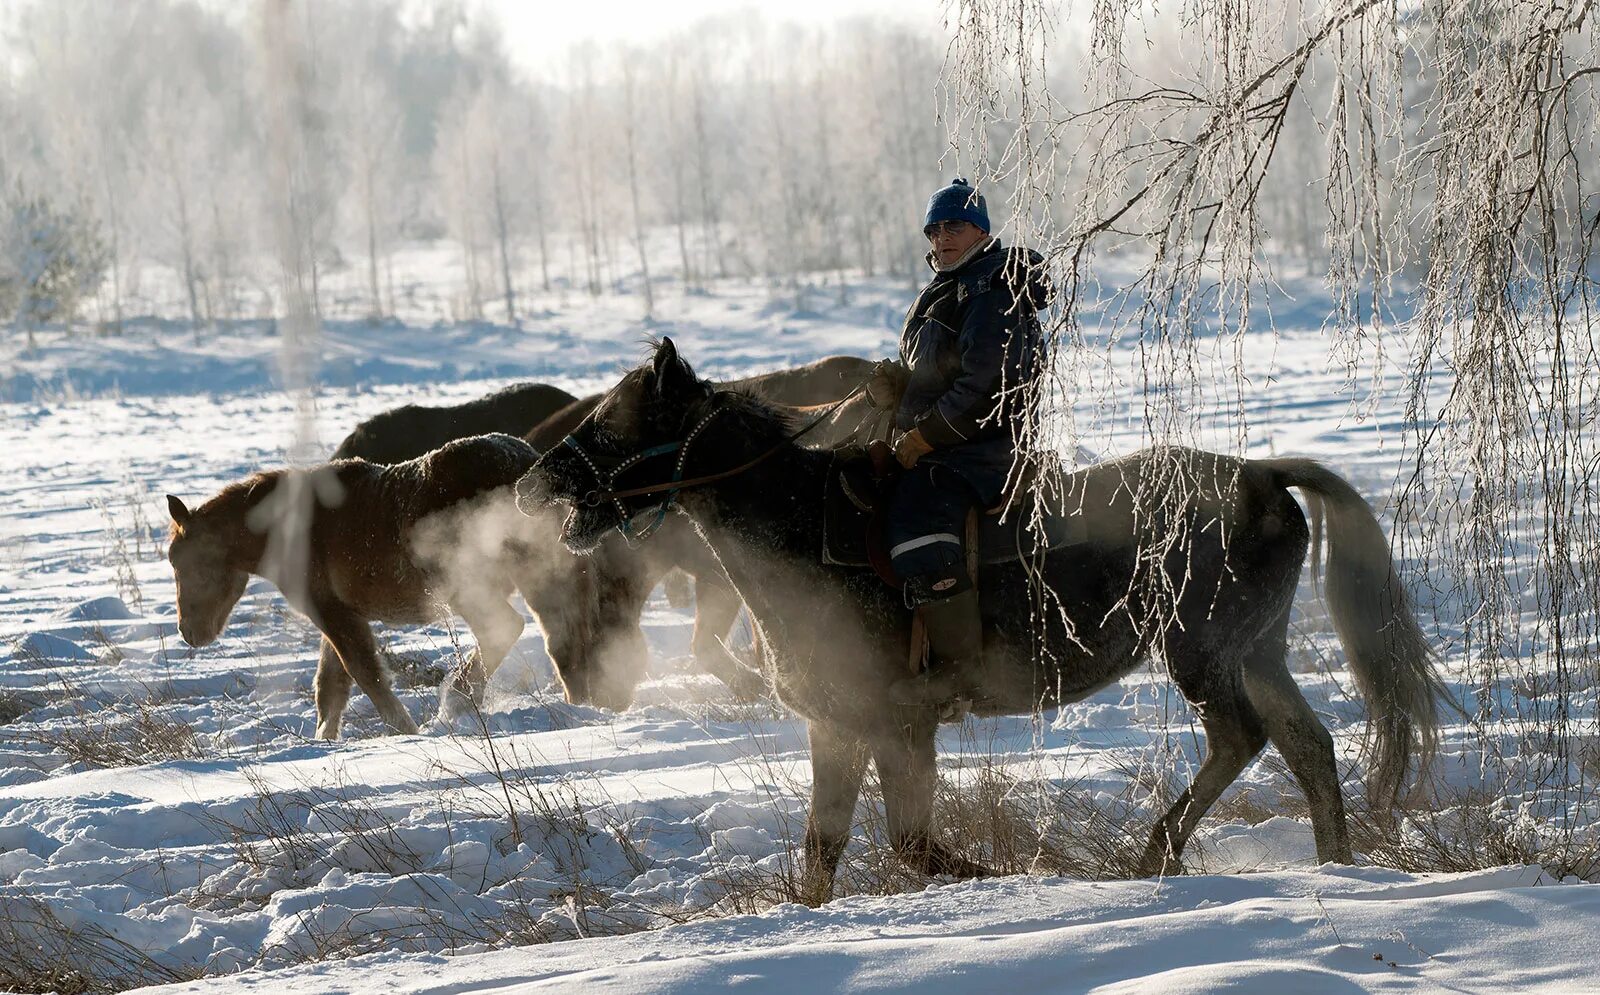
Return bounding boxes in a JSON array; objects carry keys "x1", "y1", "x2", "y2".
[{"x1": 923, "y1": 177, "x2": 990, "y2": 232}]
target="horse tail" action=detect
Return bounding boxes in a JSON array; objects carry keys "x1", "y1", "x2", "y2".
[{"x1": 1258, "y1": 457, "x2": 1446, "y2": 808}]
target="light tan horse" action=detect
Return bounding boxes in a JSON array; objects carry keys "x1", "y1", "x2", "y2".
[{"x1": 166, "y1": 434, "x2": 641, "y2": 738}]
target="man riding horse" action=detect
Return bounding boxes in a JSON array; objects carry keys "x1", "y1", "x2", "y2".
[{"x1": 867, "y1": 178, "x2": 1051, "y2": 701}]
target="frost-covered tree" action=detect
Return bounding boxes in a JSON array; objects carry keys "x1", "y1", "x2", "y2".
[
  {"x1": 326, "y1": 0, "x2": 409, "y2": 320},
  {"x1": 0, "y1": 188, "x2": 109, "y2": 350},
  {"x1": 2, "y1": 0, "x2": 961, "y2": 316}
]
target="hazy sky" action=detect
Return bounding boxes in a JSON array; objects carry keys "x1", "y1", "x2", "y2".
[{"x1": 485, "y1": 0, "x2": 941, "y2": 70}]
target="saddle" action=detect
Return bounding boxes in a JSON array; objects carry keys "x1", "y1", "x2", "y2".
[{"x1": 821, "y1": 442, "x2": 1089, "y2": 587}]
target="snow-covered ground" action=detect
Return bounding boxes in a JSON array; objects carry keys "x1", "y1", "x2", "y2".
[{"x1": 2, "y1": 269, "x2": 1594, "y2": 993}]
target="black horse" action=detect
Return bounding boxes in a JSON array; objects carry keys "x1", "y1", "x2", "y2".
[{"x1": 522, "y1": 339, "x2": 1446, "y2": 904}]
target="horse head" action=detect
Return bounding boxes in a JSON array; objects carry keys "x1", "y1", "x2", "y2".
[
  {"x1": 523, "y1": 338, "x2": 713, "y2": 554},
  {"x1": 166, "y1": 494, "x2": 251, "y2": 647}
]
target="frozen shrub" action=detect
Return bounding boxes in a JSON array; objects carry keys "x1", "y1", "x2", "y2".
[{"x1": 0, "y1": 186, "x2": 109, "y2": 345}]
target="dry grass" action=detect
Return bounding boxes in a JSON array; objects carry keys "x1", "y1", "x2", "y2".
[
  {"x1": 1354, "y1": 783, "x2": 1600, "y2": 882},
  {"x1": 20, "y1": 697, "x2": 206, "y2": 769},
  {"x1": 0, "y1": 688, "x2": 42, "y2": 725},
  {"x1": 380, "y1": 644, "x2": 449, "y2": 690},
  {"x1": 0, "y1": 893, "x2": 200, "y2": 994}
]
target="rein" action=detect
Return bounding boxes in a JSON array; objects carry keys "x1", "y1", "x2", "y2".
[{"x1": 561, "y1": 383, "x2": 865, "y2": 542}]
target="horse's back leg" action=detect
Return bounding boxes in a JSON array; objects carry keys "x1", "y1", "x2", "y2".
[
  {"x1": 1138, "y1": 669, "x2": 1267, "y2": 876},
  {"x1": 1241, "y1": 610, "x2": 1353, "y2": 864},
  {"x1": 318, "y1": 606, "x2": 419, "y2": 735},
  {"x1": 802, "y1": 722, "x2": 868, "y2": 906},
  {"x1": 314, "y1": 636, "x2": 354, "y2": 740}
]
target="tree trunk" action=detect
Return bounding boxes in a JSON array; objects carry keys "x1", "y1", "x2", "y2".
[
  {"x1": 100, "y1": 166, "x2": 123, "y2": 333},
  {"x1": 385, "y1": 252, "x2": 397, "y2": 319},
  {"x1": 623, "y1": 68, "x2": 653, "y2": 319},
  {"x1": 692, "y1": 82, "x2": 725, "y2": 280},
  {"x1": 173, "y1": 174, "x2": 202, "y2": 340},
  {"x1": 364, "y1": 161, "x2": 382, "y2": 321},
  {"x1": 491, "y1": 156, "x2": 517, "y2": 325},
  {"x1": 534, "y1": 182, "x2": 551, "y2": 293}
]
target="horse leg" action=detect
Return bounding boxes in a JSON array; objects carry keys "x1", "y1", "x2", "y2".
[
  {"x1": 689, "y1": 569, "x2": 766, "y2": 699},
  {"x1": 313, "y1": 636, "x2": 354, "y2": 740},
  {"x1": 1242, "y1": 613, "x2": 1353, "y2": 864},
  {"x1": 586, "y1": 546, "x2": 654, "y2": 709},
  {"x1": 444, "y1": 596, "x2": 526, "y2": 718},
  {"x1": 318, "y1": 607, "x2": 419, "y2": 735},
  {"x1": 659, "y1": 526, "x2": 764, "y2": 698},
  {"x1": 662, "y1": 567, "x2": 693, "y2": 609},
  {"x1": 871, "y1": 721, "x2": 992, "y2": 879},
  {"x1": 801, "y1": 722, "x2": 868, "y2": 907},
  {"x1": 1138, "y1": 682, "x2": 1267, "y2": 876}
]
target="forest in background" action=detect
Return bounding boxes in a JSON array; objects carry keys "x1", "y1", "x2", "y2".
[
  {"x1": 0, "y1": 0, "x2": 958, "y2": 332},
  {"x1": 1, "y1": 0, "x2": 1541, "y2": 335}
]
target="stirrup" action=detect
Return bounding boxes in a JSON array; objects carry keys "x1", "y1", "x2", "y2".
[{"x1": 889, "y1": 670, "x2": 973, "y2": 721}]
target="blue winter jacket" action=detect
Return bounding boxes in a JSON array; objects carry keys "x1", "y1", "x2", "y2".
[{"x1": 895, "y1": 239, "x2": 1051, "y2": 503}]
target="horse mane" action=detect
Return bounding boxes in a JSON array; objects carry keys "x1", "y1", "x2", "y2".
[
  {"x1": 172, "y1": 470, "x2": 285, "y2": 539},
  {"x1": 713, "y1": 383, "x2": 800, "y2": 437},
  {"x1": 635, "y1": 339, "x2": 806, "y2": 448},
  {"x1": 203, "y1": 470, "x2": 284, "y2": 515}
]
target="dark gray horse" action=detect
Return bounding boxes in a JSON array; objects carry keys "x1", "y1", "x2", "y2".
[
  {"x1": 333, "y1": 382, "x2": 576, "y2": 464},
  {"x1": 523, "y1": 339, "x2": 1445, "y2": 903}
]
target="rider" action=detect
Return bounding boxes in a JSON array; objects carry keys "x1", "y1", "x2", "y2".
[{"x1": 866, "y1": 177, "x2": 1050, "y2": 701}]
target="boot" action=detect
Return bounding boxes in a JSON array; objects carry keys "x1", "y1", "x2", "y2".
[{"x1": 893, "y1": 588, "x2": 982, "y2": 718}]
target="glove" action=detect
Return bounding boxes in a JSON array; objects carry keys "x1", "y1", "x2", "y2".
[
  {"x1": 864, "y1": 359, "x2": 909, "y2": 411},
  {"x1": 894, "y1": 428, "x2": 934, "y2": 469}
]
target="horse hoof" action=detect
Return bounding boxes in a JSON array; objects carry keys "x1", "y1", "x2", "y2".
[
  {"x1": 798, "y1": 876, "x2": 835, "y2": 908},
  {"x1": 722, "y1": 665, "x2": 768, "y2": 702},
  {"x1": 931, "y1": 852, "x2": 993, "y2": 879},
  {"x1": 437, "y1": 674, "x2": 483, "y2": 719},
  {"x1": 939, "y1": 697, "x2": 972, "y2": 723}
]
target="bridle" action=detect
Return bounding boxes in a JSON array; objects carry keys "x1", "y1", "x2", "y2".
[{"x1": 555, "y1": 384, "x2": 865, "y2": 543}]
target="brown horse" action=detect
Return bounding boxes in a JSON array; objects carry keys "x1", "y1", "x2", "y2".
[
  {"x1": 166, "y1": 434, "x2": 643, "y2": 738},
  {"x1": 527, "y1": 340, "x2": 1448, "y2": 903},
  {"x1": 332, "y1": 382, "x2": 576, "y2": 464}
]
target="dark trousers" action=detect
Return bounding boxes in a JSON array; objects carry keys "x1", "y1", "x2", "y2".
[{"x1": 886, "y1": 461, "x2": 980, "y2": 605}]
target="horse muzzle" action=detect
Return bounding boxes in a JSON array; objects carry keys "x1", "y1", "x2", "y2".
[
  {"x1": 178, "y1": 618, "x2": 220, "y2": 648},
  {"x1": 515, "y1": 466, "x2": 564, "y2": 516},
  {"x1": 524, "y1": 450, "x2": 592, "y2": 507}
]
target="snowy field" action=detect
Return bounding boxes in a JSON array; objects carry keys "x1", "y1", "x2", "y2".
[{"x1": 2, "y1": 270, "x2": 1597, "y2": 993}]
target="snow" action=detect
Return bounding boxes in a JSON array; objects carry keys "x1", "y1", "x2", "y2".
[
  {"x1": 2, "y1": 266, "x2": 1595, "y2": 992},
  {"x1": 142, "y1": 868, "x2": 1600, "y2": 994}
]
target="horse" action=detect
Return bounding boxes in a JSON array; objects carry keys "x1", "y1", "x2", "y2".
[
  {"x1": 311, "y1": 383, "x2": 583, "y2": 711},
  {"x1": 522, "y1": 355, "x2": 876, "y2": 453},
  {"x1": 332, "y1": 382, "x2": 576, "y2": 464},
  {"x1": 522, "y1": 339, "x2": 1447, "y2": 904},
  {"x1": 165, "y1": 434, "x2": 646, "y2": 739},
  {"x1": 519, "y1": 356, "x2": 879, "y2": 702}
]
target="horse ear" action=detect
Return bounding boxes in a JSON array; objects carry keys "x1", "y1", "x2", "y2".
[
  {"x1": 167, "y1": 495, "x2": 191, "y2": 525},
  {"x1": 652, "y1": 338, "x2": 679, "y2": 380},
  {"x1": 651, "y1": 337, "x2": 696, "y2": 397}
]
